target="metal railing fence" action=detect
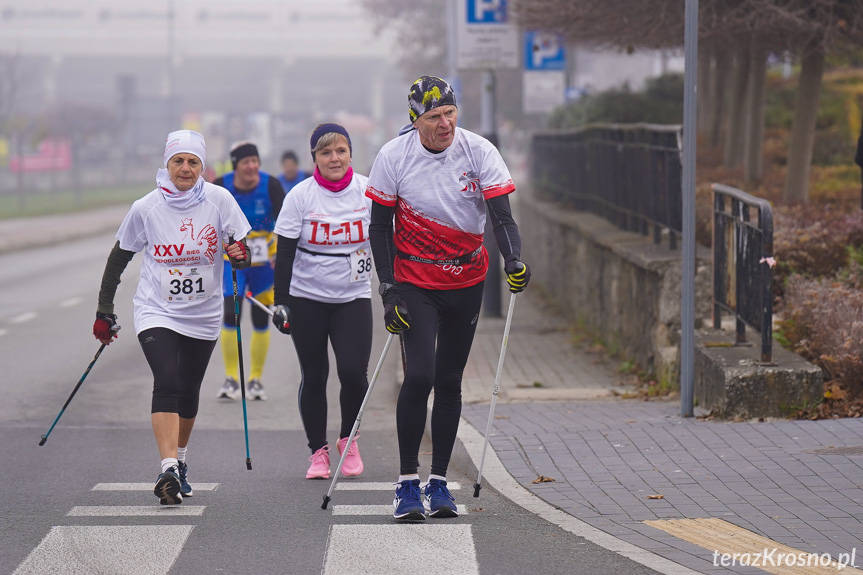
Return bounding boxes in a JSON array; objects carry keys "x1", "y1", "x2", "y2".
[
  {"x1": 531, "y1": 123, "x2": 683, "y2": 249},
  {"x1": 711, "y1": 183, "x2": 774, "y2": 364}
]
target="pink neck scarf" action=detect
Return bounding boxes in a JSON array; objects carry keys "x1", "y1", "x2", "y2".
[{"x1": 314, "y1": 166, "x2": 353, "y2": 192}]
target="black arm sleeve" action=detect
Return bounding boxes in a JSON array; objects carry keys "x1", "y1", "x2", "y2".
[
  {"x1": 268, "y1": 178, "x2": 285, "y2": 220},
  {"x1": 369, "y1": 202, "x2": 397, "y2": 285},
  {"x1": 97, "y1": 241, "x2": 135, "y2": 314},
  {"x1": 273, "y1": 235, "x2": 299, "y2": 306},
  {"x1": 485, "y1": 194, "x2": 522, "y2": 262}
]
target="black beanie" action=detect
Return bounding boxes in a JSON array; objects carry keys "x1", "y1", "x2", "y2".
[{"x1": 230, "y1": 143, "x2": 258, "y2": 170}]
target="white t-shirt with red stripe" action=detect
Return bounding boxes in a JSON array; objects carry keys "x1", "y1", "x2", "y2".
[
  {"x1": 116, "y1": 184, "x2": 251, "y2": 340},
  {"x1": 274, "y1": 172, "x2": 373, "y2": 303},
  {"x1": 365, "y1": 127, "x2": 515, "y2": 290}
]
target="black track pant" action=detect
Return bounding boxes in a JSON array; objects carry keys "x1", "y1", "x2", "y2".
[
  {"x1": 138, "y1": 327, "x2": 217, "y2": 418},
  {"x1": 397, "y1": 281, "x2": 484, "y2": 476},
  {"x1": 289, "y1": 296, "x2": 372, "y2": 453}
]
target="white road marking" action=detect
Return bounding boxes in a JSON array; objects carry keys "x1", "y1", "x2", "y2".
[
  {"x1": 335, "y1": 481, "x2": 461, "y2": 491},
  {"x1": 60, "y1": 297, "x2": 82, "y2": 307},
  {"x1": 13, "y1": 525, "x2": 194, "y2": 575},
  {"x1": 9, "y1": 312, "x2": 37, "y2": 324},
  {"x1": 331, "y1": 504, "x2": 468, "y2": 516},
  {"x1": 323, "y1": 525, "x2": 478, "y2": 575},
  {"x1": 68, "y1": 505, "x2": 206, "y2": 516},
  {"x1": 458, "y1": 418, "x2": 702, "y2": 575},
  {"x1": 92, "y1": 482, "x2": 219, "y2": 491}
]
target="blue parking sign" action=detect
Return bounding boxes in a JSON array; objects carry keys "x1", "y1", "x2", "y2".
[
  {"x1": 466, "y1": 0, "x2": 508, "y2": 23},
  {"x1": 524, "y1": 31, "x2": 566, "y2": 71}
]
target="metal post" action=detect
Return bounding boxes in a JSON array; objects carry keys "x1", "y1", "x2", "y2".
[
  {"x1": 680, "y1": 0, "x2": 698, "y2": 417},
  {"x1": 481, "y1": 69, "x2": 501, "y2": 317}
]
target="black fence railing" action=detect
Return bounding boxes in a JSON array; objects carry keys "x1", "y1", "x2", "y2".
[
  {"x1": 531, "y1": 123, "x2": 683, "y2": 249},
  {"x1": 712, "y1": 183, "x2": 774, "y2": 364}
]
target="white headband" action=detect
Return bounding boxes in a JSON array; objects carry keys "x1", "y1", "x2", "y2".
[{"x1": 164, "y1": 130, "x2": 206, "y2": 168}]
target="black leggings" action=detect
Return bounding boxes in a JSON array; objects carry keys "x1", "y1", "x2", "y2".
[
  {"x1": 288, "y1": 296, "x2": 372, "y2": 453},
  {"x1": 138, "y1": 328, "x2": 217, "y2": 418},
  {"x1": 397, "y1": 281, "x2": 484, "y2": 476}
]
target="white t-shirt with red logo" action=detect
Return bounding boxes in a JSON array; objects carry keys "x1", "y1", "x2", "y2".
[
  {"x1": 116, "y1": 184, "x2": 251, "y2": 339},
  {"x1": 274, "y1": 172, "x2": 373, "y2": 303},
  {"x1": 365, "y1": 127, "x2": 515, "y2": 290}
]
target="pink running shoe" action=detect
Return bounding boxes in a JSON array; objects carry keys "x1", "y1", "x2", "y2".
[
  {"x1": 337, "y1": 433, "x2": 364, "y2": 477},
  {"x1": 306, "y1": 445, "x2": 330, "y2": 479}
]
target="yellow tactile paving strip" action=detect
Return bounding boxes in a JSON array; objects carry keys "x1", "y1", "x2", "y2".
[{"x1": 644, "y1": 518, "x2": 861, "y2": 574}]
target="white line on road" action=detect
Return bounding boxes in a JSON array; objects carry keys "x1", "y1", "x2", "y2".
[
  {"x1": 13, "y1": 525, "x2": 194, "y2": 575},
  {"x1": 335, "y1": 481, "x2": 461, "y2": 491},
  {"x1": 68, "y1": 506, "x2": 206, "y2": 516},
  {"x1": 458, "y1": 418, "x2": 702, "y2": 575},
  {"x1": 92, "y1": 482, "x2": 219, "y2": 491},
  {"x1": 9, "y1": 312, "x2": 37, "y2": 324},
  {"x1": 331, "y1": 504, "x2": 469, "y2": 516},
  {"x1": 60, "y1": 297, "x2": 82, "y2": 307},
  {"x1": 323, "y1": 525, "x2": 478, "y2": 575}
]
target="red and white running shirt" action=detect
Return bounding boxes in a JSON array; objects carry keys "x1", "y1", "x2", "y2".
[{"x1": 365, "y1": 127, "x2": 515, "y2": 290}]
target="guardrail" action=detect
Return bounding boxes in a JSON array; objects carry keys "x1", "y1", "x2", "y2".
[
  {"x1": 711, "y1": 183, "x2": 774, "y2": 364},
  {"x1": 530, "y1": 123, "x2": 683, "y2": 249}
]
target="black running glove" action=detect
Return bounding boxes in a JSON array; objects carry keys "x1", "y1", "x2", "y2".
[
  {"x1": 504, "y1": 257, "x2": 531, "y2": 293},
  {"x1": 272, "y1": 304, "x2": 292, "y2": 335},
  {"x1": 381, "y1": 285, "x2": 411, "y2": 334}
]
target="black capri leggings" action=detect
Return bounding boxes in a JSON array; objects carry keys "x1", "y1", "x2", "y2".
[
  {"x1": 138, "y1": 327, "x2": 217, "y2": 418},
  {"x1": 397, "y1": 281, "x2": 484, "y2": 477},
  {"x1": 288, "y1": 296, "x2": 372, "y2": 453}
]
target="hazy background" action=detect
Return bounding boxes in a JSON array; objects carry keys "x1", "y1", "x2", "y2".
[
  {"x1": 0, "y1": 0, "x2": 411, "y2": 184},
  {"x1": 0, "y1": 0, "x2": 679, "y2": 200}
]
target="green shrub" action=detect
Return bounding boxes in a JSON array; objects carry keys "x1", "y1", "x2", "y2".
[{"x1": 548, "y1": 74, "x2": 684, "y2": 129}]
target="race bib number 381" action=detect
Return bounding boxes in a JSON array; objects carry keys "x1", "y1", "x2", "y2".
[{"x1": 161, "y1": 265, "x2": 215, "y2": 302}]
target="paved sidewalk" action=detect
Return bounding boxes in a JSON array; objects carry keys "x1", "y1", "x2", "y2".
[{"x1": 460, "y1": 289, "x2": 863, "y2": 574}]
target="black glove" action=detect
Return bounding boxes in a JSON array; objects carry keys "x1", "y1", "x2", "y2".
[
  {"x1": 272, "y1": 304, "x2": 292, "y2": 334},
  {"x1": 93, "y1": 312, "x2": 120, "y2": 344},
  {"x1": 381, "y1": 285, "x2": 411, "y2": 334},
  {"x1": 504, "y1": 257, "x2": 531, "y2": 293}
]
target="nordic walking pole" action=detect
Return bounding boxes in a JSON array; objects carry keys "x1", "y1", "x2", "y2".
[
  {"x1": 229, "y1": 236, "x2": 253, "y2": 470},
  {"x1": 473, "y1": 291, "x2": 517, "y2": 497},
  {"x1": 322, "y1": 332, "x2": 395, "y2": 510},
  {"x1": 39, "y1": 325, "x2": 119, "y2": 445},
  {"x1": 245, "y1": 292, "x2": 273, "y2": 317}
]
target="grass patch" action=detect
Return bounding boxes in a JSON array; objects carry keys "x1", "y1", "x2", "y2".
[{"x1": 0, "y1": 185, "x2": 149, "y2": 219}]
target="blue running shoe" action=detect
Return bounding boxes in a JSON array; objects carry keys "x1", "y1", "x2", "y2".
[
  {"x1": 393, "y1": 479, "x2": 426, "y2": 520},
  {"x1": 154, "y1": 466, "x2": 183, "y2": 505},
  {"x1": 423, "y1": 478, "x2": 458, "y2": 518},
  {"x1": 177, "y1": 461, "x2": 193, "y2": 497}
]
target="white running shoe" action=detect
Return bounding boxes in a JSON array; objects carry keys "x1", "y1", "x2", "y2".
[
  {"x1": 217, "y1": 377, "x2": 240, "y2": 400},
  {"x1": 248, "y1": 379, "x2": 267, "y2": 400}
]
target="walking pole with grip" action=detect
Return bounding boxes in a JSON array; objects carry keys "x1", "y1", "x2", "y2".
[
  {"x1": 322, "y1": 332, "x2": 395, "y2": 510},
  {"x1": 473, "y1": 291, "x2": 517, "y2": 497},
  {"x1": 39, "y1": 324, "x2": 119, "y2": 445},
  {"x1": 244, "y1": 292, "x2": 274, "y2": 317},
  {"x1": 229, "y1": 235, "x2": 253, "y2": 470}
]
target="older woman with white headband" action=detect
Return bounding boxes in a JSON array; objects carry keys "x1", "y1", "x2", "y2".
[{"x1": 93, "y1": 129, "x2": 252, "y2": 505}]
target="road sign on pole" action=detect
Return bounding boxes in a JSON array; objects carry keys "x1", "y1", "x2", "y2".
[
  {"x1": 524, "y1": 31, "x2": 565, "y2": 71},
  {"x1": 456, "y1": 0, "x2": 519, "y2": 69}
]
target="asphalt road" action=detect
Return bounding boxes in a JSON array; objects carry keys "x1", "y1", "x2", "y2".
[{"x1": 0, "y1": 230, "x2": 661, "y2": 575}]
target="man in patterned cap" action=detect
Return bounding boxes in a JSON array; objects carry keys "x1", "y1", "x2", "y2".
[{"x1": 365, "y1": 75, "x2": 532, "y2": 521}]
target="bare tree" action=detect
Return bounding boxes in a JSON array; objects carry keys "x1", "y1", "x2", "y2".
[{"x1": 513, "y1": 0, "x2": 863, "y2": 200}]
